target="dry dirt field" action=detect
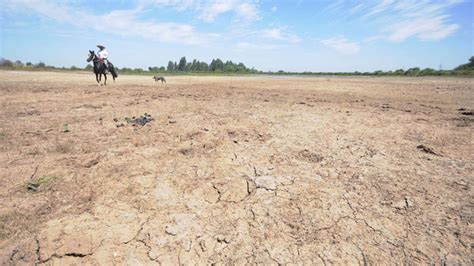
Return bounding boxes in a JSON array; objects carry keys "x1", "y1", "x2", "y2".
[{"x1": 0, "y1": 70, "x2": 473, "y2": 264}]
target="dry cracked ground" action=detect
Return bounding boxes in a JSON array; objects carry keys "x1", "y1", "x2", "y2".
[{"x1": 0, "y1": 71, "x2": 473, "y2": 264}]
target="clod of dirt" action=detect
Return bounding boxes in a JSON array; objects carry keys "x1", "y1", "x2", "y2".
[
  {"x1": 416, "y1": 144, "x2": 440, "y2": 156},
  {"x1": 84, "y1": 158, "x2": 99, "y2": 168},
  {"x1": 298, "y1": 149, "x2": 324, "y2": 163},
  {"x1": 392, "y1": 196, "x2": 415, "y2": 209},
  {"x1": 253, "y1": 175, "x2": 278, "y2": 191},
  {"x1": 460, "y1": 111, "x2": 473, "y2": 116},
  {"x1": 168, "y1": 119, "x2": 177, "y2": 124},
  {"x1": 125, "y1": 113, "x2": 154, "y2": 126},
  {"x1": 178, "y1": 147, "x2": 193, "y2": 156}
]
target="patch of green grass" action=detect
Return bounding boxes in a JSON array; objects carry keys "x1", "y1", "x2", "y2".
[{"x1": 25, "y1": 175, "x2": 58, "y2": 192}]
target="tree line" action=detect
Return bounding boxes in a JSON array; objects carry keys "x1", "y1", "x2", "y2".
[
  {"x1": 1, "y1": 56, "x2": 473, "y2": 76},
  {"x1": 148, "y1": 57, "x2": 258, "y2": 73}
]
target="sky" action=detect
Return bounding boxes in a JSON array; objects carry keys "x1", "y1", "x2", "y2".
[{"x1": 0, "y1": 0, "x2": 473, "y2": 72}]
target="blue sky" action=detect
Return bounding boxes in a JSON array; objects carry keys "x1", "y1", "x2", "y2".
[{"x1": 1, "y1": 0, "x2": 473, "y2": 72}]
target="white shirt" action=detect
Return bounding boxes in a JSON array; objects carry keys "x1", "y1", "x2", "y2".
[{"x1": 98, "y1": 50, "x2": 108, "y2": 59}]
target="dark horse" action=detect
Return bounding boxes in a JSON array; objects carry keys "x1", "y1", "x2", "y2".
[{"x1": 86, "y1": 50, "x2": 117, "y2": 85}]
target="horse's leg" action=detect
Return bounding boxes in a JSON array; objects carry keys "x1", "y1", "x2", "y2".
[
  {"x1": 96, "y1": 73, "x2": 100, "y2": 85},
  {"x1": 104, "y1": 73, "x2": 107, "y2": 85}
]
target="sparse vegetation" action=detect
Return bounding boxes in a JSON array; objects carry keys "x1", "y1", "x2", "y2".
[{"x1": 25, "y1": 175, "x2": 58, "y2": 192}]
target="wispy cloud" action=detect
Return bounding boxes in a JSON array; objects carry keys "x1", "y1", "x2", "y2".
[
  {"x1": 3, "y1": 0, "x2": 219, "y2": 45},
  {"x1": 321, "y1": 36, "x2": 360, "y2": 55},
  {"x1": 324, "y1": 0, "x2": 345, "y2": 13},
  {"x1": 261, "y1": 26, "x2": 301, "y2": 43},
  {"x1": 385, "y1": 16, "x2": 459, "y2": 42},
  {"x1": 354, "y1": 0, "x2": 461, "y2": 42},
  {"x1": 143, "y1": 0, "x2": 260, "y2": 23},
  {"x1": 234, "y1": 41, "x2": 280, "y2": 51}
]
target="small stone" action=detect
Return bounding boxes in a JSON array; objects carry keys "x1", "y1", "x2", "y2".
[
  {"x1": 314, "y1": 174, "x2": 322, "y2": 182},
  {"x1": 405, "y1": 196, "x2": 414, "y2": 208},
  {"x1": 165, "y1": 224, "x2": 178, "y2": 236},
  {"x1": 216, "y1": 234, "x2": 230, "y2": 244},
  {"x1": 183, "y1": 239, "x2": 192, "y2": 252}
]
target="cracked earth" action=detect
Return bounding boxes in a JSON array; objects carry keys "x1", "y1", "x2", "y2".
[{"x1": 0, "y1": 71, "x2": 473, "y2": 264}]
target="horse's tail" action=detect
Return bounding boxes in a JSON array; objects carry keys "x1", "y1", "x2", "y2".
[{"x1": 110, "y1": 66, "x2": 118, "y2": 80}]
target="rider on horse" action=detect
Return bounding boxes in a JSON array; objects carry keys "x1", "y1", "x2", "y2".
[{"x1": 97, "y1": 44, "x2": 110, "y2": 72}]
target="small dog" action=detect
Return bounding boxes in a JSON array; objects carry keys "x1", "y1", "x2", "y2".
[{"x1": 153, "y1": 76, "x2": 166, "y2": 83}]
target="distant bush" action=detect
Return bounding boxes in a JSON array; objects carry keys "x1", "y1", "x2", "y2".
[
  {"x1": 0, "y1": 58, "x2": 13, "y2": 67},
  {"x1": 35, "y1": 62, "x2": 46, "y2": 68}
]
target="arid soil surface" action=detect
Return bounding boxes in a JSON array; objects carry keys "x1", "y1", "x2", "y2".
[{"x1": 0, "y1": 71, "x2": 472, "y2": 264}]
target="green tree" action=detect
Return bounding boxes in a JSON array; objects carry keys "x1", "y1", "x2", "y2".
[
  {"x1": 210, "y1": 58, "x2": 224, "y2": 71},
  {"x1": 373, "y1": 70, "x2": 384, "y2": 75},
  {"x1": 405, "y1": 67, "x2": 420, "y2": 76},
  {"x1": 178, "y1": 56, "x2": 187, "y2": 71},
  {"x1": 236, "y1": 63, "x2": 246, "y2": 72},
  {"x1": 223, "y1": 61, "x2": 236, "y2": 72},
  {"x1": 186, "y1": 62, "x2": 192, "y2": 71},
  {"x1": 394, "y1": 69, "x2": 404, "y2": 75},
  {"x1": 420, "y1": 68, "x2": 436, "y2": 76},
  {"x1": 167, "y1": 61, "x2": 174, "y2": 71}
]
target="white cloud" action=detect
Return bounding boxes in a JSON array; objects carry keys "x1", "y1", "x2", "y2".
[
  {"x1": 321, "y1": 36, "x2": 360, "y2": 55},
  {"x1": 236, "y1": 2, "x2": 259, "y2": 22},
  {"x1": 3, "y1": 0, "x2": 218, "y2": 45},
  {"x1": 271, "y1": 6, "x2": 277, "y2": 12},
  {"x1": 261, "y1": 26, "x2": 301, "y2": 43}
]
